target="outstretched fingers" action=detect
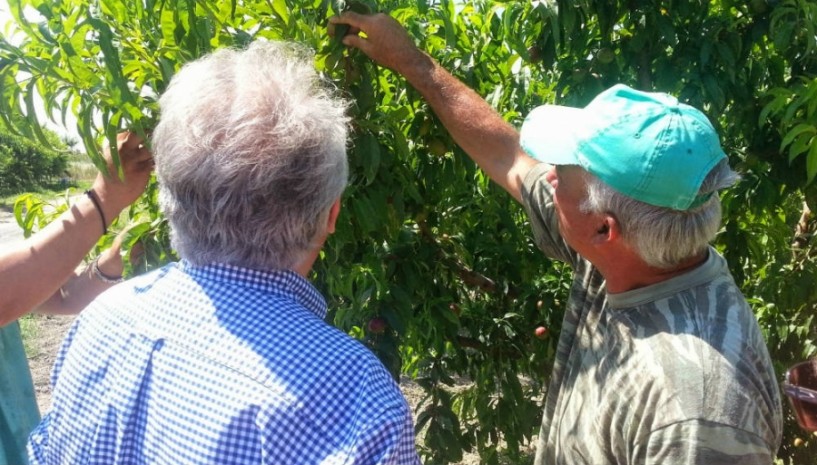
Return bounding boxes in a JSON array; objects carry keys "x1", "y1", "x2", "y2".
[
  {"x1": 329, "y1": 12, "x2": 421, "y2": 73},
  {"x1": 118, "y1": 131, "x2": 154, "y2": 168},
  {"x1": 329, "y1": 12, "x2": 368, "y2": 50}
]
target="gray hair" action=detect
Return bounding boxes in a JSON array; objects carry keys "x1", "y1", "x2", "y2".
[
  {"x1": 581, "y1": 159, "x2": 739, "y2": 269},
  {"x1": 152, "y1": 40, "x2": 349, "y2": 269}
]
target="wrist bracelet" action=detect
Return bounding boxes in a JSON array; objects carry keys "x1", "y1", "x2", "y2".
[
  {"x1": 85, "y1": 189, "x2": 107, "y2": 235},
  {"x1": 91, "y1": 256, "x2": 124, "y2": 284}
]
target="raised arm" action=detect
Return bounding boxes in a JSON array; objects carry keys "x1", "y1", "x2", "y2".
[
  {"x1": 0, "y1": 132, "x2": 152, "y2": 326},
  {"x1": 330, "y1": 12, "x2": 538, "y2": 203},
  {"x1": 35, "y1": 227, "x2": 146, "y2": 315}
]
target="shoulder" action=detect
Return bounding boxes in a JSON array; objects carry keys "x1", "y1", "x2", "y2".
[
  {"x1": 519, "y1": 163, "x2": 579, "y2": 265},
  {"x1": 520, "y1": 163, "x2": 553, "y2": 220},
  {"x1": 599, "y1": 289, "x2": 782, "y2": 451}
]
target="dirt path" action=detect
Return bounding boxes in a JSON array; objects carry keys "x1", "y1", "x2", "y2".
[
  {"x1": 24, "y1": 314, "x2": 75, "y2": 413},
  {"x1": 0, "y1": 208, "x2": 25, "y2": 252}
]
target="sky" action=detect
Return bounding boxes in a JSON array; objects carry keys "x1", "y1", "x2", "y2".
[
  {"x1": 0, "y1": 0, "x2": 80, "y2": 142},
  {"x1": 0, "y1": 1, "x2": 9, "y2": 26}
]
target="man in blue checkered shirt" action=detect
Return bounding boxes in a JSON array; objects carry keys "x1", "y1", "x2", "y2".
[{"x1": 27, "y1": 40, "x2": 421, "y2": 465}]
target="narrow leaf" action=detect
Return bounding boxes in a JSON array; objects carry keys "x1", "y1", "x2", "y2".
[
  {"x1": 272, "y1": 0, "x2": 290, "y2": 26},
  {"x1": 782, "y1": 123, "x2": 816, "y2": 151},
  {"x1": 806, "y1": 140, "x2": 817, "y2": 185}
]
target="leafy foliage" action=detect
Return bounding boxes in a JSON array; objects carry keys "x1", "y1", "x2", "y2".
[
  {"x1": 0, "y1": 127, "x2": 68, "y2": 195},
  {"x1": 1, "y1": 0, "x2": 816, "y2": 463}
]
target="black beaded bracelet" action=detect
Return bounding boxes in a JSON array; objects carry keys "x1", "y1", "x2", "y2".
[
  {"x1": 91, "y1": 256, "x2": 124, "y2": 284},
  {"x1": 84, "y1": 189, "x2": 107, "y2": 235}
]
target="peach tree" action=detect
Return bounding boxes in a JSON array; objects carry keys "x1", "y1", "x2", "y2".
[{"x1": 1, "y1": 0, "x2": 815, "y2": 463}]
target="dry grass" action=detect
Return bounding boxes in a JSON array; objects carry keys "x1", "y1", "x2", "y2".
[
  {"x1": 64, "y1": 149, "x2": 98, "y2": 185},
  {"x1": 67, "y1": 159, "x2": 98, "y2": 183}
]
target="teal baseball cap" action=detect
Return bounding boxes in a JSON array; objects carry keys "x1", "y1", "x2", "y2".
[{"x1": 520, "y1": 84, "x2": 726, "y2": 210}]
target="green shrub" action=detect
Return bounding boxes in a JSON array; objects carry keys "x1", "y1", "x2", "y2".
[{"x1": 0, "y1": 130, "x2": 68, "y2": 195}]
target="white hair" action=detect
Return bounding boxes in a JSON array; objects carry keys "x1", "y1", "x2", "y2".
[
  {"x1": 152, "y1": 40, "x2": 349, "y2": 269},
  {"x1": 581, "y1": 159, "x2": 739, "y2": 269}
]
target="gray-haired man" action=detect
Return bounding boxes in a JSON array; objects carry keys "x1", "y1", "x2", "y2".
[
  {"x1": 332, "y1": 12, "x2": 783, "y2": 464},
  {"x1": 28, "y1": 40, "x2": 421, "y2": 465}
]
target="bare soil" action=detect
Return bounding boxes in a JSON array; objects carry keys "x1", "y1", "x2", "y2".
[{"x1": 24, "y1": 314, "x2": 75, "y2": 414}]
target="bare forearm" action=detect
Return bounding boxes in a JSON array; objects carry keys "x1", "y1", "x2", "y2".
[
  {"x1": 0, "y1": 196, "x2": 108, "y2": 325},
  {"x1": 330, "y1": 12, "x2": 538, "y2": 202},
  {"x1": 398, "y1": 53, "x2": 537, "y2": 202},
  {"x1": 0, "y1": 132, "x2": 151, "y2": 326},
  {"x1": 35, "y1": 247, "x2": 123, "y2": 316}
]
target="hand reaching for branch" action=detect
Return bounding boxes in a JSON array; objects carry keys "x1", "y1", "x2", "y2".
[
  {"x1": 0, "y1": 131, "x2": 154, "y2": 325},
  {"x1": 90, "y1": 131, "x2": 154, "y2": 227},
  {"x1": 329, "y1": 12, "x2": 426, "y2": 77},
  {"x1": 36, "y1": 225, "x2": 146, "y2": 315}
]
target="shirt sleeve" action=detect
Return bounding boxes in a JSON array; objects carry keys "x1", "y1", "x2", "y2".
[
  {"x1": 519, "y1": 163, "x2": 579, "y2": 266},
  {"x1": 343, "y1": 361, "x2": 421, "y2": 465},
  {"x1": 634, "y1": 419, "x2": 776, "y2": 465},
  {"x1": 257, "y1": 364, "x2": 421, "y2": 465},
  {"x1": 345, "y1": 405, "x2": 421, "y2": 465}
]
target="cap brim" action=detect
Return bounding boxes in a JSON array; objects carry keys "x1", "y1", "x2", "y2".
[{"x1": 520, "y1": 105, "x2": 585, "y2": 165}]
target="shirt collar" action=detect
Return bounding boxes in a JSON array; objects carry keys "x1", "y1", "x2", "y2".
[
  {"x1": 607, "y1": 246, "x2": 724, "y2": 309},
  {"x1": 177, "y1": 261, "x2": 328, "y2": 320}
]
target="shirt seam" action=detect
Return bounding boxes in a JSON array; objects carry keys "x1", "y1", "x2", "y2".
[{"x1": 634, "y1": 417, "x2": 775, "y2": 451}]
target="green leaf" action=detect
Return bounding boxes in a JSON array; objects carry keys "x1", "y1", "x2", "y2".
[
  {"x1": 78, "y1": 100, "x2": 106, "y2": 174},
  {"x1": 272, "y1": 0, "x2": 290, "y2": 26},
  {"x1": 13, "y1": 194, "x2": 29, "y2": 227},
  {"x1": 24, "y1": 79, "x2": 50, "y2": 145},
  {"x1": 781, "y1": 123, "x2": 816, "y2": 151},
  {"x1": 89, "y1": 18, "x2": 136, "y2": 111},
  {"x1": 807, "y1": 141, "x2": 817, "y2": 185},
  {"x1": 702, "y1": 74, "x2": 725, "y2": 111},
  {"x1": 788, "y1": 132, "x2": 815, "y2": 163},
  {"x1": 358, "y1": 132, "x2": 380, "y2": 185},
  {"x1": 715, "y1": 42, "x2": 735, "y2": 71}
]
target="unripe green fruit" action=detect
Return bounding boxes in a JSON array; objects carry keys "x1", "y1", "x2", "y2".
[
  {"x1": 428, "y1": 138, "x2": 447, "y2": 157},
  {"x1": 749, "y1": 0, "x2": 768, "y2": 14},
  {"x1": 597, "y1": 47, "x2": 615, "y2": 64},
  {"x1": 418, "y1": 119, "x2": 431, "y2": 137}
]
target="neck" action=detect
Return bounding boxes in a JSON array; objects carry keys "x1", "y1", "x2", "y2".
[
  {"x1": 291, "y1": 249, "x2": 318, "y2": 278},
  {"x1": 602, "y1": 249, "x2": 709, "y2": 294}
]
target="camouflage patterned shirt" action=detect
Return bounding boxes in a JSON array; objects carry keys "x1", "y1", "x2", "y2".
[{"x1": 521, "y1": 164, "x2": 783, "y2": 465}]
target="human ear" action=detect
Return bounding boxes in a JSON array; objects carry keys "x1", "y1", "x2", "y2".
[
  {"x1": 326, "y1": 198, "x2": 341, "y2": 235},
  {"x1": 593, "y1": 214, "x2": 619, "y2": 244}
]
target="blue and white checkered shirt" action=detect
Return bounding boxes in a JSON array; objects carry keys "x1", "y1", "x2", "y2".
[{"x1": 28, "y1": 261, "x2": 421, "y2": 465}]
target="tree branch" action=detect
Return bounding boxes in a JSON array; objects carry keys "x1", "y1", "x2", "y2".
[
  {"x1": 416, "y1": 217, "x2": 517, "y2": 297},
  {"x1": 793, "y1": 201, "x2": 812, "y2": 250}
]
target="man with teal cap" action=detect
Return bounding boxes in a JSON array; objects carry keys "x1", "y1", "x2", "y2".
[{"x1": 332, "y1": 12, "x2": 783, "y2": 465}]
